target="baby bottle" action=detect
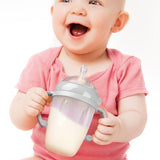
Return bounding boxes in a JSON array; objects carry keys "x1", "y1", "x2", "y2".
[{"x1": 37, "y1": 65, "x2": 106, "y2": 157}]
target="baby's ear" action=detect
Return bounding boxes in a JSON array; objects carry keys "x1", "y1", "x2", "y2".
[
  {"x1": 111, "y1": 11, "x2": 129, "y2": 33},
  {"x1": 51, "y1": 6, "x2": 54, "y2": 15}
]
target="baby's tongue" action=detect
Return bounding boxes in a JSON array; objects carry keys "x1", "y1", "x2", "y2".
[{"x1": 71, "y1": 24, "x2": 87, "y2": 36}]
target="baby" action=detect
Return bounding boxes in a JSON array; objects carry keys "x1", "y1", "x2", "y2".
[{"x1": 10, "y1": 0, "x2": 148, "y2": 159}]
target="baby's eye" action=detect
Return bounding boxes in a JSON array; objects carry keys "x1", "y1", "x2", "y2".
[
  {"x1": 89, "y1": 0, "x2": 100, "y2": 5},
  {"x1": 62, "y1": 0, "x2": 71, "y2": 2}
]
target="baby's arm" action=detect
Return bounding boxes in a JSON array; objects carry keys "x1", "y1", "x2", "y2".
[
  {"x1": 10, "y1": 87, "x2": 50, "y2": 130},
  {"x1": 93, "y1": 93, "x2": 147, "y2": 145}
]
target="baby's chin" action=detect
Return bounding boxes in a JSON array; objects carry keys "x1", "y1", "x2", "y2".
[{"x1": 63, "y1": 44, "x2": 94, "y2": 55}]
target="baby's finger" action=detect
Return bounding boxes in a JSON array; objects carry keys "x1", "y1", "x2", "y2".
[
  {"x1": 94, "y1": 130, "x2": 111, "y2": 141},
  {"x1": 92, "y1": 134, "x2": 111, "y2": 145},
  {"x1": 24, "y1": 106, "x2": 39, "y2": 117},
  {"x1": 27, "y1": 100, "x2": 44, "y2": 112},
  {"x1": 46, "y1": 96, "x2": 52, "y2": 106},
  {"x1": 99, "y1": 118, "x2": 115, "y2": 127},
  {"x1": 34, "y1": 88, "x2": 49, "y2": 101},
  {"x1": 97, "y1": 125, "x2": 113, "y2": 135},
  {"x1": 31, "y1": 94, "x2": 47, "y2": 106}
]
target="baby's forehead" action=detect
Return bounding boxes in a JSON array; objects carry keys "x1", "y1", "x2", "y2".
[
  {"x1": 53, "y1": 0, "x2": 125, "y2": 1},
  {"x1": 53, "y1": 0, "x2": 125, "y2": 6}
]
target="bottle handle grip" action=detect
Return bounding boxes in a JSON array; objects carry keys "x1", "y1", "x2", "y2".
[
  {"x1": 85, "y1": 107, "x2": 107, "y2": 142},
  {"x1": 37, "y1": 91, "x2": 53, "y2": 127},
  {"x1": 37, "y1": 113, "x2": 48, "y2": 127}
]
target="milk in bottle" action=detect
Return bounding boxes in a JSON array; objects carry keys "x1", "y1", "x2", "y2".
[{"x1": 45, "y1": 107, "x2": 88, "y2": 156}]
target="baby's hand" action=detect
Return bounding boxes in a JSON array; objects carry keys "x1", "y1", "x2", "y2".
[
  {"x1": 93, "y1": 111, "x2": 121, "y2": 145},
  {"x1": 24, "y1": 87, "x2": 51, "y2": 117}
]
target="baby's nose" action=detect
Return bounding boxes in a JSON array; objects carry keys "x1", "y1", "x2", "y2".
[{"x1": 70, "y1": 6, "x2": 87, "y2": 16}]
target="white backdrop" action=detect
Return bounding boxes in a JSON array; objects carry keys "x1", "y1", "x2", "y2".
[{"x1": 0, "y1": 0, "x2": 160, "y2": 159}]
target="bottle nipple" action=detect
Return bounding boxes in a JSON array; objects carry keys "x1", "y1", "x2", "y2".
[{"x1": 78, "y1": 65, "x2": 88, "y2": 84}]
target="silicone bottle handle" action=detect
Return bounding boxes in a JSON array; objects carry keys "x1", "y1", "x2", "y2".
[
  {"x1": 37, "y1": 113, "x2": 48, "y2": 127},
  {"x1": 85, "y1": 107, "x2": 107, "y2": 142},
  {"x1": 37, "y1": 91, "x2": 53, "y2": 127}
]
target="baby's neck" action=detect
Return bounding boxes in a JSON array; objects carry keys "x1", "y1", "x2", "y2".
[
  {"x1": 58, "y1": 47, "x2": 111, "y2": 77},
  {"x1": 61, "y1": 47, "x2": 107, "y2": 63}
]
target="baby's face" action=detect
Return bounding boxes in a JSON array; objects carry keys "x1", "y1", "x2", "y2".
[{"x1": 51, "y1": 0, "x2": 125, "y2": 54}]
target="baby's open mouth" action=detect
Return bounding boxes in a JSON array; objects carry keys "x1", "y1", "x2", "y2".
[{"x1": 68, "y1": 23, "x2": 89, "y2": 37}]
